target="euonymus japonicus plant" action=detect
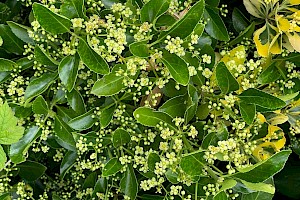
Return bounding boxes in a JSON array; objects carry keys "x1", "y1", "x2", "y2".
[{"x1": 0, "y1": 0, "x2": 300, "y2": 199}]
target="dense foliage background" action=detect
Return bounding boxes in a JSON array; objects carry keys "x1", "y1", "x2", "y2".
[{"x1": 0, "y1": 0, "x2": 300, "y2": 199}]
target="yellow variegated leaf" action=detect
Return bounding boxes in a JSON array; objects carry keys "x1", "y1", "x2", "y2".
[
  {"x1": 254, "y1": 25, "x2": 270, "y2": 57},
  {"x1": 221, "y1": 45, "x2": 246, "y2": 66},
  {"x1": 277, "y1": 16, "x2": 290, "y2": 32},
  {"x1": 286, "y1": 32, "x2": 300, "y2": 52},
  {"x1": 257, "y1": 113, "x2": 266, "y2": 123},
  {"x1": 253, "y1": 125, "x2": 286, "y2": 160},
  {"x1": 289, "y1": 0, "x2": 300, "y2": 5},
  {"x1": 267, "y1": 114, "x2": 289, "y2": 125},
  {"x1": 269, "y1": 34, "x2": 282, "y2": 54}
]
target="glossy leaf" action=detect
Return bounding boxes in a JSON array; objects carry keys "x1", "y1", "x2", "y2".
[
  {"x1": 66, "y1": 89, "x2": 86, "y2": 115},
  {"x1": 213, "y1": 191, "x2": 227, "y2": 200},
  {"x1": 0, "y1": 145, "x2": 6, "y2": 170},
  {"x1": 239, "y1": 102, "x2": 256, "y2": 125},
  {"x1": 258, "y1": 62, "x2": 281, "y2": 84},
  {"x1": 0, "y1": 102, "x2": 24, "y2": 145},
  {"x1": 18, "y1": 160, "x2": 47, "y2": 181},
  {"x1": 204, "y1": 7, "x2": 229, "y2": 41},
  {"x1": 120, "y1": 165, "x2": 138, "y2": 200},
  {"x1": 165, "y1": 170, "x2": 179, "y2": 184},
  {"x1": 32, "y1": 96, "x2": 48, "y2": 115},
  {"x1": 60, "y1": 0, "x2": 85, "y2": 19},
  {"x1": 77, "y1": 37, "x2": 109, "y2": 74},
  {"x1": 129, "y1": 41, "x2": 149, "y2": 58},
  {"x1": 232, "y1": 150, "x2": 291, "y2": 183},
  {"x1": 7, "y1": 21, "x2": 34, "y2": 44},
  {"x1": 9, "y1": 126, "x2": 41, "y2": 164},
  {"x1": 59, "y1": 55, "x2": 79, "y2": 91},
  {"x1": 33, "y1": 3, "x2": 72, "y2": 34},
  {"x1": 0, "y1": 24, "x2": 24, "y2": 55},
  {"x1": 112, "y1": 128, "x2": 131, "y2": 148},
  {"x1": 184, "y1": 84, "x2": 198, "y2": 124},
  {"x1": 158, "y1": 0, "x2": 204, "y2": 40},
  {"x1": 60, "y1": 151, "x2": 77, "y2": 179},
  {"x1": 102, "y1": 158, "x2": 123, "y2": 177},
  {"x1": 140, "y1": 0, "x2": 170, "y2": 23},
  {"x1": 91, "y1": 71, "x2": 125, "y2": 97},
  {"x1": 100, "y1": 105, "x2": 115, "y2": 128},
  {"x1": 68, "y1": 110, "x2": 97, "y2": 130},
  {"x1": 24, "y1": 72, "x2": 57, "y2": 103},
  {"x1": 159, "y1": 95, "x2": 187, "y2": 118},
  {"x1": 148, "y1": 153, "x2": 160, "y2": 172},
  {"x1": 161, "y1": 50, "x2": 189, "y2": 85},
  {"x1": 133, "y1": 107, "x2": 175, "y2": 129},
  {"x1": 216, "y1": 62, "x2": 239, "y2": 94},
  {"x1": 238, "y1": 88, "x2": 286, "y2": 110},
  {"x1": 232, "y1": 7, "x2": 249, "y2": 33},
  {"x1": 0, "y1": 58, "x2": 16, "y2": 71},
  {"x1": 54, "y1": 115, "x2": 76, "y2": 151},
  {"x1": 34, "y1": 45, "x2": 58, "y2": 66},
  {"x1": 180, "y1": 152, "x2": 206, "y2": 176}
]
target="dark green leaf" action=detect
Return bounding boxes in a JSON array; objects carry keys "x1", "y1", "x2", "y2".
[
  {"x1": 77, "y1": 37, "x2": 109, "y2": 74},
  {"x1": 184, "y1": 84, "x2": 198, "y2": 124},
  {"x1": 91, "y1": 68, "x2": 126, "y2": 96},
  {"x1": 120, "y1": 164, "x2": 138, "y2": 200},
  {"x1": 100, "y1": 105, "x2": 115, "y2": 128},
  {"x1": 33, "y1": 3, "x2": 72, "y2": 34},
  {"x1": 102, "y1": 158, "x2": 123, "y2": 177},
  {"x1": 7, "y1": 21, "x2": 34, "y2": 44},
  {"x1": 60, "y1": 151, "x2": 77, "y2": 179},
  {"x1": 129, "y1": 41, "x2": 149, "y2": 58},
  {"x1": 60, "y1": 0, "x2": 85, "y2": 19},
  {"x1": 59, "y1": 55, "x2": 79, "y2": 91},
  {"x1": 159, "y1": 95, "x2": 187, "y2": 118},
  {"x1": 148, "y1": 153, "x2": 160, "y2": 171},
  {"x1": 232, "y1": 8, "x2": 249, "y2": 33},
  {"x1": 158, "y1": 0, "x2": 204, "y2": 40},
  {"x1": 0, "y1": 58, "x2": 16, "y2": 71},
  {"x1": 180, "y1": 151, "x2": 206, "y2": 176},
  {"x1": 258, "y1": 62, "x2": 282, "y2": 84},
  {"x1": 238, "y1": 88, "x2": 286, "y2": 110},
  {"x1": 101, "y1": 0, "x2": 119, "y2": 8},
  {"x1": 93, "y1": 178, "x2": 107, "y2": 196},
  {"x1": 199, "y1": 44, "x2": 215, "y2": 69},
  {"x1": 229, "y1": 22, "x2": 255, "y2": 46},
  {"x1": 112, "y1": 128, "x2": 131, "y2": 148},
  {"x1": 34, "y1": 45, "x2": 58, "y2": 66},
  {"x1": 214, "y1": 191, "x2": 228, "y2": 200},
  {"x1": 232, "y1": 150, "x2": 291, "y2": 183},
  {"x1": 216, "y1": 62, "x2": 239, "y2": 94},
  {"x1": 161, "y1": 50, "x2": 189, "y2": 85},
  {"x1": 9, "y1": 126, "x2": 41, "y2": 164},
  {"x1": 133, "y1": 107, "x2": 175, "y2": 129},
  {"x1": 24, "y1": 72, "x2": 57, "y2": 104},
  {"x1": 154, "y1": 14, "x2": 176, "y2": 29},
  {"x1": 54, "y1": 115, "x2": 76, "y2": 151},
  {"x1": 18, "y1": 160, "x2": 47, "y2": 181},
  {"x1": 66, "y1": 89, "x2": 86, "y2": 115},
  {"x1": 0, "y1": 24, "x2": 24, "y2": 55},
  {"x1": 140, "y1": 0, "x2": 170, "y2": 23},
  {"x1": 239, "y1": 102, "x2": 256, "y2": 125},
  {"x1": 204, "y1": 7, "x2": 229, "y2": 41},
  {"x1": 68, "y1": 110, "x2": 97, "y2": 130},
  {"x1": 32, "y1": 96, "x2": 48, "y2": 115},
  {"x1": 83, "y1": 172, "x2": 97, "y2": 189}
]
